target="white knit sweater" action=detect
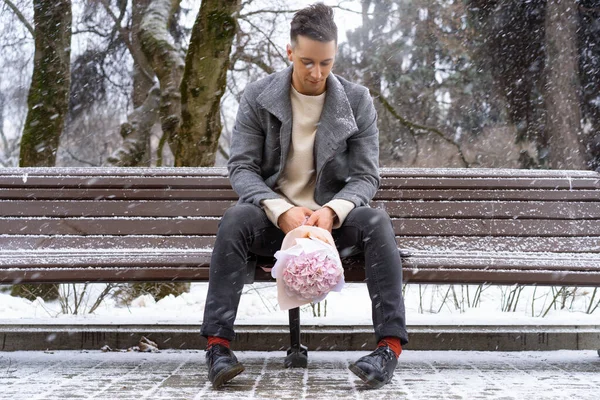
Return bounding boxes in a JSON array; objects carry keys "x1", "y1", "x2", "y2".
[{"x1": 261, "y1": 85, "x2": 355, "y2": 229}]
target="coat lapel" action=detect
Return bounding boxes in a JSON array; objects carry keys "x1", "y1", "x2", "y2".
[
  {"x1": 314, "y1": 73, "x2": 358, "y2": 175},
  {"x1": 257, "y1": 66, "x2": 294, "y2": 173},
  {"x1": 256, "y1": 66, "x2": 359, "y2": 177}
]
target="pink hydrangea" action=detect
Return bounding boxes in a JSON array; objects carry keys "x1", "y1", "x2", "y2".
[{"x1": 281, "y1": 250, "x2": 344, "y2": 301}]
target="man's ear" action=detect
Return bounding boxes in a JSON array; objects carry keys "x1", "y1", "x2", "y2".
[{"x1": 286, "y1": 44, "x2": 293, "y2": 62}]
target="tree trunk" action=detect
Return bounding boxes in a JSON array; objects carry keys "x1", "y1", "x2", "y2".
[
  {"x1": 14, "y1": 0, "x2": 71, "y2": 301},
  {"x1": 360, "y1": 0, "x2": 380, "y2": 93},
  {"x1": 139, "y1": 0, "x2": 185, "y2": 164},
  {"x1": 132, "y1": 0, "x2": 156, "y2": 109},
  {"x1": 105, "y1": 86, "x2": 161, "y2": 166},
  {"x1": 544, "y1": 0, "x2": 587, "y2": 169},
  {"x1": 105, "y1": 0, "x2": 159, "y2": 167},
  {"x1": 131, "y1": 0, "x2": 156, "y2": 167},
  {"x1": 412, "y1": 2, "x2": 438, "y2": 127},
  {"x1": 0, "y1": 78, "x2": 5, "y2": 154},
  {"x1": 177, "y1": 0, "x2": 240, "y2": 166},
  {"x1": 19, "y1": 0, "x2": 72, "y2": 167}
]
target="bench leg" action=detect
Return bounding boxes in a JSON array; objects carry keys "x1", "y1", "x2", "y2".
[{"x1": 284, "y1": 307, "x2": 308, "y2": 368}]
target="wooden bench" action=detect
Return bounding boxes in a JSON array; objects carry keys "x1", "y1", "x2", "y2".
[{"x1": 1, "y1": 167, "x2": 600, "y2": 364}]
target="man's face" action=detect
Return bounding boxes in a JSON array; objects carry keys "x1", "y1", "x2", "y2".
[{"x1": 287, "y1": 35, "x2": 337, "y2": 96}]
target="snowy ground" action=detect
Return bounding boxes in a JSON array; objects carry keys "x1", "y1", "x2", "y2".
[
  {"x1": 2, "y1": 283, "x2": 599, "y2": 398},
  {"x1": 1, "y1": 282, "x2": 599, "y2": 327},
  {"x1": 1, "y1": 350, "x2": 599, "y2": 399}
]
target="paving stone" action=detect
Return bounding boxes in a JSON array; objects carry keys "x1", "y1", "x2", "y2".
[{"x1": 0, "y1": 350, "x2": 599, "y2": 399}]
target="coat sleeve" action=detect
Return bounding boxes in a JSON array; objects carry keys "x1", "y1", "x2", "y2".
[
  {"x1": 331, "y1": 88, "x2": 380, "y2": 206},
  {"x1": 227, "y1": 89, "x2": 282, "y2": 206}
]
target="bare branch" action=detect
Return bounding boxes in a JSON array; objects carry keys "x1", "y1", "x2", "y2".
[
  {"x1": 98, "y1": 0, "x2": 155, "y2": 83},
  {"x1": 240, "y1": 17, "x2": 289, "y2": 65},
  {"x1": 72, "y1": 28, "x2": 110, "y2": 36},
  {"x1": 372, "y1": 90, "x2": 469, "y2": 167},
  {"x1": 88, "y1": 284, "x2": 119, "y2": 314},
  {"x1": 64, "y1": 147, "x2": 98, "y2": 166},
  {"x1": 237, "y1": 8, "x2": 298, "y2": 18},
  {"x1": 233, "y1": 51, "x2": 275, "y2": 74},
  {"x1": 331, "y1": 5, "x2": 370, "y2": 15},
  {"x1": 236, "y1": 3, "x2": 370, "y2": 18},
  {"x1": 3, "y1": 0, "x2": 34, "y2": 37}
]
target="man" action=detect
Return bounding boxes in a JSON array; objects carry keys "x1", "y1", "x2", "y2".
[{"x1": 201, "y1": 3, "x2": 408, "y2": 390}]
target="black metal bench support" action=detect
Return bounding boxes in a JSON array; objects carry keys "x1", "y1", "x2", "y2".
[{"x1": 284, "y1": 307, "x2": 308, "y2": 368}]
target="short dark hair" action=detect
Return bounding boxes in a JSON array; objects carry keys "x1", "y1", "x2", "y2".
[{"x1": 290, "y1": 3, "x2": 338, "y2": 46}]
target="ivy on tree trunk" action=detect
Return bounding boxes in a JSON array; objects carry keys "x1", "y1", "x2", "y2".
[
  {"x1": 177, "y1": 0, "x2": 241, "y2": 167},
  {"x1": 19, "y1": 0, "x2": 72, "y2": 168}
]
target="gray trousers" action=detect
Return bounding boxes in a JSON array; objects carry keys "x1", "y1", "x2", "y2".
[{"x1": 200, "y1": 203, "x2": 408, "y2": 344}]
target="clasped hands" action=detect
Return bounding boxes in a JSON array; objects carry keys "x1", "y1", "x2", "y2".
[{"x1": 278, "y1": 206, "x2": 337, "y2": 234}]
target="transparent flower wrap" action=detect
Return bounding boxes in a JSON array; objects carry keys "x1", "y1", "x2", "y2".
[{"x1": 271, "y1": 226, "x2": 345, "y2": 310}]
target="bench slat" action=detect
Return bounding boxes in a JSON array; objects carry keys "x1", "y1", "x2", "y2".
[
  {"x1": 378, "y1": 168, "x2": 600, "y2": 178},
  {"x1": 395, "y1": 219, "x2": 600, "y2": 236},
  {"x1": 0, "y1": 217, "x2": 220, "y2": 235},
  {"x1": 3, "y1": 267, "x2": 600, "y2": 286},
  {"x1": 0, "y1": 167, "x2": 230, "y2": 176},
  {"x1": 396, "y1": 236, "x2": 600, "y2": 253},
  {"x1": 0, "y1": 200, "x2": 237, "y2": 217},
  {"x1": 403, "y1": 269, "x2": 600, "y2": 286},
  {"x1": 0, "y1": 188, "x2": 239, "y2": 200},
  {"x1": 379, "y1": 201, "x2": 600, "y2": 219},
  {"x1": 2, "y1": 250, "x2": 597, "y2": 269},
  {"x1": 2, "y1": 200, "x2": 600, "y2": 219},
  {"x1": 2, "y1": 188, "x2": 600, "y2": 202},
  {"x1": 0, "y1": 235, "x2": 217, "y2": 250},
  {"x1": 0, "y1": 176, "x2": 232, "y2": 188},
  {"x1": 1, "y1": 235, "x2": 599, "y2": 253},
  {"x1": 381, "y1": 177, "x2": 600, "y2": 190},
  {"x1": 2, "y1": 166, "x2": 599, "y2": 178},
  {"x1": 1, "y1": 176, "x2": 599, "y2": 190},
  {"x1": 375, "y1": 189, "x2": 600, "y2": 202},
  {"x1": 2, "y1": 253, "x2": 599, "y2": 285},
  {"x1": 1, "y1": 218, "x2": 599, "y2": 236}
]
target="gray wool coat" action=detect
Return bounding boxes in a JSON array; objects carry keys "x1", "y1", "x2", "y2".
[{"x1": 227, "y1": 65, "x2": 380, "y2": 209}]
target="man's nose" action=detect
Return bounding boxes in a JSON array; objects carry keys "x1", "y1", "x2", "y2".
[{"x1": 311, "y1": 65, "x2": 322, "y2": 79}]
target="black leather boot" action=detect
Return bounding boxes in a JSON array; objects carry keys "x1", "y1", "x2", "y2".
[
  {"x1": 206, "y1": 344, "x2": 245, "y2": 389},
  {"x1": 348, "y1": 346, "x2": 398, "y2": 389}
]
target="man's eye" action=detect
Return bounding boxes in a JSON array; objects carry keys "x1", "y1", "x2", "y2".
[{"x1": 304, "y1": 62, "x2": 314, "y2": 68}]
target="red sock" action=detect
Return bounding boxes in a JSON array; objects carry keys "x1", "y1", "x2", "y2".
[
  {"x1": 378, "y1": 337, "x2": 402, "y2": 358},
  {"x1": 207, "y1": 336, "x2": 230, "y2": 350}
]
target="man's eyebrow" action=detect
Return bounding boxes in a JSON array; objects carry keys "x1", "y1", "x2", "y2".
[{"x1": 300, "y1": 57, "x2": 333, "y2": 62}]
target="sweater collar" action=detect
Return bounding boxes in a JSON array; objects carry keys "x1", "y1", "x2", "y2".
[{"x1": 256, "y1": 64, "x2": 359, "y2": 173}]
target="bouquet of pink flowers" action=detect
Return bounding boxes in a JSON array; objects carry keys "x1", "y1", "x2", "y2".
[{"x1": 271, "y1": 226, "x2": 344, "y2": 310}]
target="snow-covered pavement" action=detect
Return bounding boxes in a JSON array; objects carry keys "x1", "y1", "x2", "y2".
[{"x1": 1, "y1": 350, "x2": 599, "y2": 399}]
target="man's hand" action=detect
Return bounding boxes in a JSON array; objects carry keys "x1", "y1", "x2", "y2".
[
  {"x1": 278, "y1": 206, "x2": 314, "y2": 234},
  {"x1": 305, "y1": 206, "x2": 337, "y2": 232}
]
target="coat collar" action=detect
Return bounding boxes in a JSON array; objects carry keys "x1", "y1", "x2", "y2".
[{"x1": 256, "y1": 65, "x2": 359, "y2": 174}]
